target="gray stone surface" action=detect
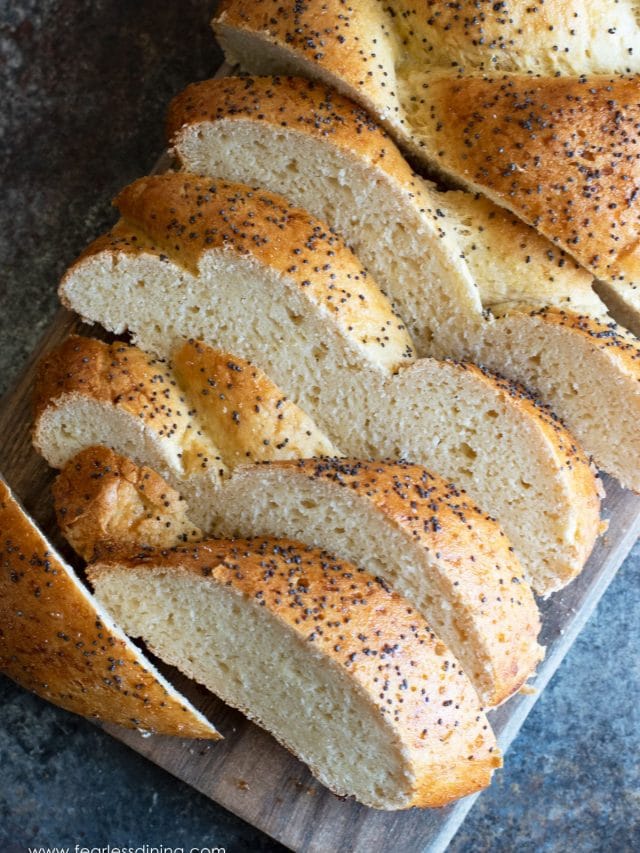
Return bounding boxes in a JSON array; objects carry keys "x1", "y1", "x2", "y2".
[{"x1": 0, "y1": 2, "x2": 638, "y2": 851}]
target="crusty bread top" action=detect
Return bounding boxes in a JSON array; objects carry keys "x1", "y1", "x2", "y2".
[
  {"x1": 34, "y1": 336, "x2": 225, "y2": 479},
  {"x1": 422, "y1": 73, "x2": 640, "y2": 284},
  {"x1": 392, "y1": 0, "x2": 640, "y2": 75},
  {"x1": 54, "y1": 446, "x2": 203, "y2": 561},
  {"x1": 0, "y1": 478, "x2": 217, "y2": 738},
  {"x1": 89, "y1": 536, "x2": 502, "y2": 807},
  {"x1": 87, "y1": 173, "x2": 414, "y2": 372},
  {"x1": 213, "y1": 1, "x2": 640, "y2": 127},
  {"x1": 168, "y1": 75, "x2": 418, "y2": 191},
  {"x1": 214, "y1": 0, "x2": 402, "y2": 122},
  {"x1": 172, "y1": 339, "x2": 341, "y2": 464}
]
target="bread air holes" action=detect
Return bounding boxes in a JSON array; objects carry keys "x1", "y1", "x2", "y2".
[
  {"x1": 460, "y1": 442, "x2": 477, "y2": 461},
  {"x1": 312, "y1": 342, "x2": 329, "y2": 363}
]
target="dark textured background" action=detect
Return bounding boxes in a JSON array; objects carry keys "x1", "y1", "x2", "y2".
[{"x1": 1, "y1": 2, "x2": 639, "y2": 851}]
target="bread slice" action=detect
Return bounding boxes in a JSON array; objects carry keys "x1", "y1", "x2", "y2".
[
  {"x1": 212, "y1": 2, "x2": 640, "y2": 308},
  {"x1": 59, "y1": 172, "x2": 602, "y2": 593},
  {"x1": 33, "y1": 336, "x2": 226, "y2": 530},
  {"x1": 167, "y1": 77, "x2": 485, "y2": 355},
  {"x1": 88, "y1": 537, "x2": 502, "y2": 809},
  {"x1": 209, "y1": 459, "x2": 543, "y2": 707},
  {"x1": 167, "y1": 75, "x2": 640, "y2": 491},
  {"x1": 0, "y1": 477, "x2": 217, "y2": 738},
  {"x1": 53, "y1": 446, "x2": 203, "y2": 560}
]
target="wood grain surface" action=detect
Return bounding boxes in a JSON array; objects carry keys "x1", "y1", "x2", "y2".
[{"x1": 1, "y1": 304, "x2": 639, "y2": 853}]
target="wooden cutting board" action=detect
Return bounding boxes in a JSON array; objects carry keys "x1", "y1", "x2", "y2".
[{"x1": 2, "y1": 305, "x2": 640, "y2": 853}]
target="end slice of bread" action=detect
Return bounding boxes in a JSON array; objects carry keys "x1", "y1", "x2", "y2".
[
  {"x1": 53, "y1": 446, "x2": 203, "y2": 560},
  {"x1": 0, "y1": 477, "x2": 218, "y2": 739},
  {"x1": 88, "y1": 537, "x2": 502, "y2": 809},
  {"x1": 209, "y1": 459, "x2": 544, "y2": 707}
]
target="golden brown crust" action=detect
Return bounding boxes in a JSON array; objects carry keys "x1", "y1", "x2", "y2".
[
  {"x1": 216, "y1": 0, "x2": 640, "y2": 81},
  {"x1": 424, "y1": 73, "x2": 640, "y2": 284},
  {"x1": 34, "y1": 336, "x2": 168, "y2": 421},
  {"x1": 0, "y1": 478, "x2": 218, "y2": 738},
  {"x1": 54, "y1": 446, "x2": 203, "y2": 561},
  {"x1": 90, "y1": 536, "x2": 502, "y2": 807},
  {"x1": 96, "y1": 173, "x2": 414, "y2": 370},
  {"x1": 226, "y1": 458, "x2": 543, "y2": 705},
  {"x1": 168, "y1": 75, "x2": 415, "y2": 188},
  {"x1": 213, "y1": 0, "x2": 401, "y2": 122},
  {"x1": 172, "y1": 339, "x2": 340, "y2": 465},
  {"x1": 33, "y1": 335, "x2": 224, "y2": 478},
  {"x1": 392, "y1": 0, "x2": 640, "y2": 75}
]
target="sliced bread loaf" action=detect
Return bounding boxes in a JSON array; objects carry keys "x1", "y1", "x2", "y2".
[
  {"x1": 58, "y1": 173, "x2": 602, "y2": 593},
  {"x1": 211, "y1": 2, "x2": 640, "y2": 309},
  {"x1": 0, "y1": 477, "x2": 217, "y2": 738},
  {"x1": 53, "y1": 446, "x2": 203, "y2": 560},
  {"x1": 209, "y1": 459, "x2": 543, "y2": 707},
  {"x1": 51, "y1": 448, "x2": 543, "y2": 707},
  {"x1": 88, "y1": 537, "x2": 502, "y2": 809},
  {"x1": 167, "y1": 75, "x2": 640, "y2": 491}
]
